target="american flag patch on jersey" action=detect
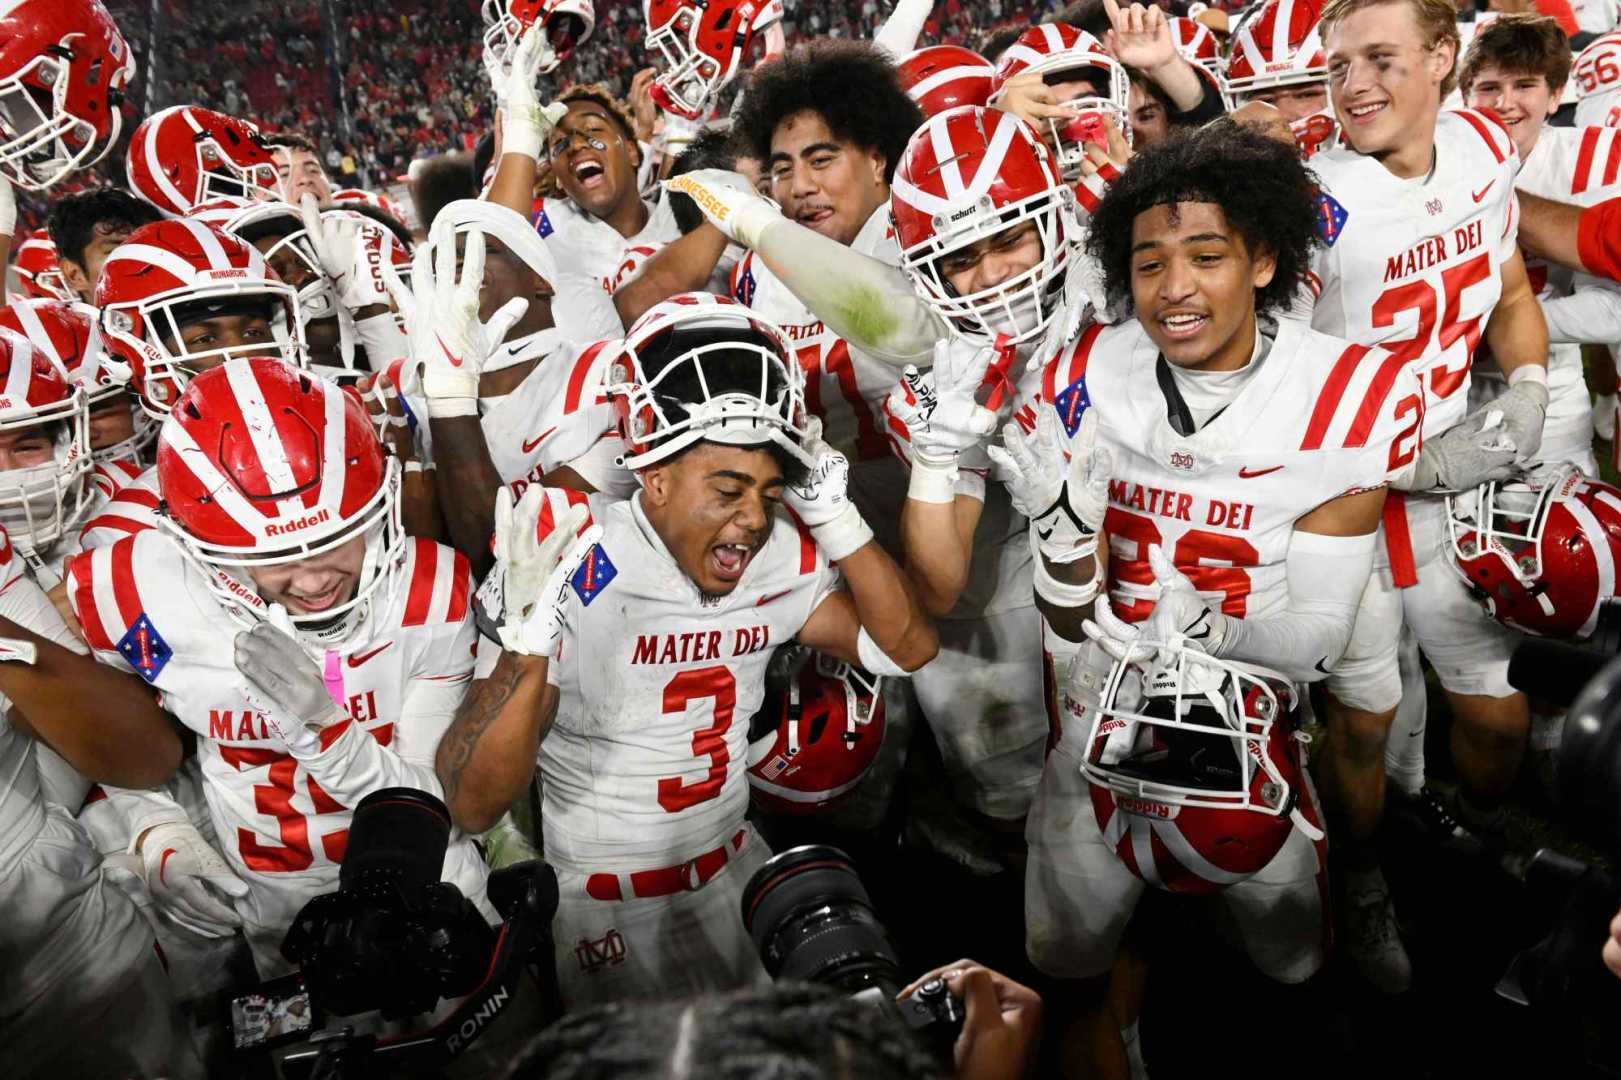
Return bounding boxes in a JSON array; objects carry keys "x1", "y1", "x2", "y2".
[
  {"x1": 534, "y1": 208, "x2": 555, "y2": 239},
  {"x1": 1316, "y1": 191, "x2": 1349, "y2": 246},
  {"x1": 733, "y1": 259, "x2": 757, "y2": 306},
  {"x1": 117, "y1": 612, "x2": 172, "y2": 683},
  {"x1": 1054, "y1": 375, "x2": 1092, "y2": 437},
  {"x1": 571, "y1": 543, "x2": 617, "y2": 606}
]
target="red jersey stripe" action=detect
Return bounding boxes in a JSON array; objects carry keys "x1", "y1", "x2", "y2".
[
  {"x1": 447, "y1": 551, "x2": 472, "y2": 621},
  {"x1": 67, "y1": 551, "x2": 113, "y2": 651},
  {"x1": 565, "y1": 341, "x2": 612, "y2": 413},
  {"x1": 110, "y1": 536, "x2": 144, "y2": 629},
  {"x1": 1300, "y1": 344, "x2": 1370, "y2": 451},
  {"x1": 403, "y1": 539, "x2": 438, "y2": 626},
  {"x1": 1344, "y1": 349, "x2": 1412, "y2": 448},
  {"x1": 1454, "y1": 109, "x2": 1507, "y2": 164},
  {"x1": 1574, "y1": 126, "x2": 1603, "y2": 195}
]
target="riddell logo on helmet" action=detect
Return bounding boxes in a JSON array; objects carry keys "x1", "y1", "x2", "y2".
[
  {"x1": 1117, "y1": 796, "x2": 1176, "y2": 819},
  {"x1": 1264, "y1": 61, "x2": 1297, "y2": 72},
  {"x1": 264, "y1": 508, "x2": 330, "y2": 536}
]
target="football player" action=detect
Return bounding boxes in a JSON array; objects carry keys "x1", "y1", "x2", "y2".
[
  {"x1": 1223, "y1": 0, "x2": 1343, "y2": 158},
  {"x1": 44, "y1": 186, "x2": 162, "y2": 303},
  {"x1": 125, "y1": 105, "x2": 280, "y2": 217},
  {"x1": 1308, "y1": 0, "x2": 1551, "y2": 992},
  {"x1": 432, "y1": 293, "x2": 938, "y2": 1008},
  {"x1": 266, "y1": 132, "x2": 334, "y2": 209}
]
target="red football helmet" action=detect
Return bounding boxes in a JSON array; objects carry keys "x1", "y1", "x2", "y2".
[
  {"x1": 331, "y1": 186, "x2": 405, "y2": 223},
  {"x1": 891, "y1": 106, "x2": 1079, "y2": 345},
  {"x1": 187, "y1": 196, "x2": 340, "y2": 326},
  {"x1": 1169, "y1": 16, "x2": 1224, "y2": 81},
  {"x1": 1448, "y1": 466, "x2": 1621, "y2": 638},
  {"x1": 156, "y1": 357, "x2": 405, "y2": 646},
  {"x1": 13, "y1": 230, "x2": 74, "y2": 301},
  {"x1": 0, "y1": 297, "x2": 154, "y2": 468},
  {"x1": 0, "y1": 326, "x2": 94, "y2": 555},
  {"x1": 126, "y1": 105, "x2": 279, "y2": 216},
  {"x1": 0, "y1": 0, "x2": 133, "y2": 190},
  {"x1": 1076, "y1": 640, "x2": 1322, "y2": 895},
  {"x1": 1223, "y1": 0, "x2": 1327, "y2": 98},
  {"x1": 96, "y1": 218, "x2": 306, "y2": 419},
  {"x1": 747, "y1": 647, "x2": 886, "y2": 815},
  {"x1": 482, "y1": 0, "x2": 595, "y2": 76},
  {"x1": 643, "y1": 0, "x2": 785, "y2": 120},
  {"x1": 896, "y1": 45, "x2": 996, "y2": 119},
  {"x1": 607, "y1": 292, "x2": 809, "y2": 470},
  {"x1": 990, "y1": 23, "x2": 1131, "y2": 177}
]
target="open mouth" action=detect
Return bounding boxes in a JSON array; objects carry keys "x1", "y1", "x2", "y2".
[
  {"x1": 572, "y1": 158, "x2": 606, "y2": 189},
  {"x1": 796, "y1": 205, "x2": 835, "y2": 229},
  {"x1": 1159, "y1": 311, "x2": 1208, "y2": 340},
  {"x1": 290, "y1": 580, "x2": 346, "y2": 613},
  {"x1": 710, "y1": 542, "x2": 755, "y2": 583},
  {"x1": 1346, "y1": 100, "x2": 1388, "y2": 124}
]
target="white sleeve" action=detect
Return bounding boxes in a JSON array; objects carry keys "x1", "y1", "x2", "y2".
[
  {"x1": 353, "y1": 311, "x2": 411, "y2": 369},
  {"x1": 1212, "y1": 528, "x2": 1375, "y2": 682},
  {"x1": 872, "y1": 0, "x2": 933, "y2": 59},
  {"x1": 1540, "y1": 279, "x2": 1621, "y2": 343}
]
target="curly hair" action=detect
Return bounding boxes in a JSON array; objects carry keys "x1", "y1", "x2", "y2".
[
  {"x1": 540, "y1": 84, "x2": 642, "y2": 199},
  {"x1": 733, "y1": 40, "x2": 923, "y2": 183},
  {"x1": 503, "y1": 982, "x2": 945, "y2": 1080},
  {"x1": 1085, "y1": 120, "x2": 1321, "y2": 319}
]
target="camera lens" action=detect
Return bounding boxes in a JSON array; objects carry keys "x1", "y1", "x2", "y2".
[
  {"x1": 339, "y1": 787, "x2": 452, "y2": 901},
  {"x1": 740, "y1": 845, "x2": 905, "y2": 996}
]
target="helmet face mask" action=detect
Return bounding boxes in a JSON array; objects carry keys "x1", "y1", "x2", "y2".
[
  {"x1": 127, "y1": 106, "x2": 279, "y2": 216},
  {"x1": 746, "y1": 646, "x2": 886, "y2": 814},
  {"x1": 482, "y1": 0, "x2": 594, "y2": 78},
  {"x1": 642, "y1": 0, "x2": 784, "y2": 120},
  {"x1": 0, "y1": 397, "x2": 94, "y2": 556}
]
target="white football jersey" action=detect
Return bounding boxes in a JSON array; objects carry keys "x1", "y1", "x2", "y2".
[
  {"x1": 78, "y1": 462, "x2": 162, "y2": 551},
  {"x1": 533, "y1": 192, "x2": 681, "y2": 295},
  {"x1": 1013, "y1": 318, "x2": 1419, "y2": 620},
  {"x1": 66, "y1": 531, "x2": 489, "y2": 954},
  {"x1": 1307, "y1": 109, "x2": 1520, "y2": 439},
  {"x1": 1577, "y1": 29, "x2": 1621, "y2": 129},
  {"x1": 542, "y1": 496, "x2": 842, "y2": 874},
  {"x1": 731, "y1": 207, "x2": 906, "y2": 464}
]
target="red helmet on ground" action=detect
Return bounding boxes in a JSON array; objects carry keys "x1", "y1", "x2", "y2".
[
  {"x1": 482, "y1": 0, "x2": 595, "y2": 76},
  {"x1": 126, "y1": 105, "x2": 279, "y2": 216},
  {"x1": 896, "y1": 45, "x2": 996, "y2": 119},
  {"x1": 891, "y1": 106, "x2": 1079, "y2": 345},
  {"x1": 643, "y1": 0, "x2": 785, "y2": 119},
  {"x1": 1076, "y1": 640, "x2": 1322, "y2": 895},
  {"x1": 0, "y1": 297, "x2": 153, "y2": 468},
  {"x1": 747, "y1": 647, "x2": 886, "y2": 815},
  {"x1": 13, "y1": 230, "x2": 74, "y2": 301},
  {"x1": 990, "y1": 23, "x2": 1131, "y2": 176},
  {"x1": 96, "y1": 218, "x2": 306, "y2": 419},
  {"x1": 1448, "y1": 466, "x2": 1621, "y2": 638},
  {"x1": 0, "y1": 0, "x2": 134, "y2": 190},
  {"x1": 606, "y1": 292, "x2": 809, "y2": 470},
  {"x1": 156, "y1": 357, "x2": 405, "y2": 646},
  {"x1": 1223, "y1": 0, "x2": 1327, "y2": 98},
  {"x1": 0, "y1": 326, "x2": 93, "y2": 554}
]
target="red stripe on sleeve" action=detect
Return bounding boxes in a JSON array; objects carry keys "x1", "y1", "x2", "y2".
[
  {"x1": 564, "y1": 341, "x2": 611, "y2": 413},
  {"x1": 403, "y1": 539, "x2": 437, "y2": 626},
  {"x1": 67, "y1": 550, "x2": 113, "y2": 651},
  {"x1": 447, "y1": 551, "x2": 471, "y2": 621},
  {"x1": 1574, "y1": 126, "x2": 1603, "y2": 196},
  {"x1": 794, "y1": 513, "x2": 816, "y2": 574},
  {"x1": 1300, "y1": 344, "x2": 1370, "y2": 451},
  {"x1": 109, "y1": 537, "x2": 144, "y2": 629},
  {"x1": 1578, "y1": 198, "x2": 1621, "y2": 281},
  {"x1": 1454, "y1": 110, "x2": 1506, "y2": 164},
  {"x1": 1344, "y1": 349, "x2": 1412, "y2": 448}
]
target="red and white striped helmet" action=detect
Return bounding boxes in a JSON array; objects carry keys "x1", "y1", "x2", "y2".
[
  {"x1": 187, "y1": 196, "x2": 339, "y2": 326},
  {"x1": 1077, "y1": 641, "x2": 1323, "y2": 895},
  {"x1": 13, "y1": 229, "x2": 74, "y2": 301},
  {"x1": 482, "y1": 0, "x2": 595, "y2": 77},
  {"x1": 990, "y1": 24, "x2": 1131, "y2": 177},
  {"x1": 747, "y1": 647, "x2": 886, "y2": 815},
  {"x1": 643, "y1": 0, "x2": 785, "y2": 120},
  {"x1": 95, "y1": 218, "x2": 306, "y2": 419},
  {"x1": 606, "y1": 292, "x2": 809, "y2": 471},
  {"x1": 1448, "y1": 466, "x2": 1621, "y2": 638},
  {"x1": 0, "y1": 297, "x2": 154, "y2": 468},
  {"x1": 890, "y1": 106, "x2": 1078, "y2": 345},
  {"x1": 0, "y1": 326, "x2": 93, "y2": 554},
  {"x1": 0, "y1": 0, "x2": 134, "y2": 191},
  {"x1": 331, "y1": 186, "x2": 405, "y2": 223},
  {"x1": 1169, "y1": 16, "x2": 1224, "y2": 81},
  {"x1": 896, "y1": 45, "x2": 997, "y2": 119},
  {"x1": 156, "y1": 357, "x2": 404, "y2": 646},
  {"x1": 126, "y1": 105, "x2": 279, "y2": 217},
  {"x1": 1223, "y1": 0, "x2": 1327, "y2": 98}
]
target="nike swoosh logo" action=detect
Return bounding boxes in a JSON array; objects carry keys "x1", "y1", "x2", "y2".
[
  {"x1": 1238, "y1": 465, "x2": 1284, "y2": 479},
  {"x1": 1472, "y1": 181, "x2": 1495, "y2": 203},
  {"x1": 1036, "y1": 522, "x2": 1057, "y2": 540},
  {"x1": 159, "y1": 848, "x2": 176, "y2": 884},
  {"x1": 521, "y1": 427, "x2": 557, "y2": 454},
  {"x1": 1314, "y1": 657, "x2": 1332, "y2": 675},
  {"x1": 435, "y1": 333, "x2": 462, "y2": 368},
  {"x1": 756, "y1": 589, "x2": 792, "y2": 607},
  {"x1": 347, "y1": 641, "x2": 393, "y2": 667}
]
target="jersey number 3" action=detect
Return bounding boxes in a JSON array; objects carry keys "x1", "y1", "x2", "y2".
[{"x1": 657, "y1": 666, "x2": 737, "y2": 812}]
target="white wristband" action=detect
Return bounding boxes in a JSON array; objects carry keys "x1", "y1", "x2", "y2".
[
  {"x1": 907, "y1": 455, "x2": 958, "y2": 504},
  {"x1": 1033, "y1": 547, "x2": 1101, "y2": 609},
  {"x1": 811, "y1": 503, "x2": 874, "y2": 563},
  {"x1": 1508, "y1": 364, "x2": 1549, "y2": 389},
  {"x1": 856, "y1": 625, "x2": 908, "y2": 677}
]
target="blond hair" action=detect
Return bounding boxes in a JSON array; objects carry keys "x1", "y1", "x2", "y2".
[{"x1": 1319, "y1": 0, "x2": 1463, "y2": 96}]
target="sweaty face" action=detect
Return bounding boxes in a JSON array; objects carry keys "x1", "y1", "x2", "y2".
[
  {"x1": 246, "y1": 534, "x2": 367, "y2": 616},
  {"x1": 769, "y1": 110, "x2": 889, "y2": 246},
  {"x1": 1465, "y1": 65, "x2": 1560, "y2": 158},
  {"x1": 1128, "y1": 82, "x2": 1170, "y2": 148},
  {"x1": 0, "y1": 423, "x2": 59, "y2": 471},
  {"x1": 1129, "y1": 201, "x2": 1274, "y2": 371},
  {"x1": 1324, "y1": 2, "x2": 1454, "y2": 172},
  {"x1": 1246, "y1": 82, "x2": 1331, "y2": 124},
  {"x1": 641, "y1": 442, "x2": 786, "y2": 597},
  {"x1": 549, "y1": 101, "x2": 638, "y2": 220},
  {"x1": 87, "y1": 397, "x2": 137, "y2": 452},
  {"x1": 275, "y1": 148, "x2": 332, "y2": 208}
]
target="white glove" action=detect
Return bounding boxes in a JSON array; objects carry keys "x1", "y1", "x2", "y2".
[
  {"x1": 1083, "y1": 544, "x2": 1226, "y2": 665},
  {"x1": 785, "y1": 420, "x2": 874, "y2": 562},
  {"x1": 663, "y1": 169, "x2": 784, "y2": 249},
  {"x1": 500, "y1": 23, "x2": 567, "y2": 161},
  {"x1": 987, "y1": 407, "x2": 1111, "y2": 563},
  {"x1": 232, "y1": 606, "x2": 341, "y2": 759},
  {"x1": 0, "y1": 175, "x2": 15, "y2": 238},
  {"x1": 387, "y1": 227, "x2": 528, "y2": 418},
  {"x1": 1496, "y1": 371, "x2": 1549, "y2": 466},
  {"x1": 300, "y1": 196, "x2": 392, "y2": 314},
  {"x1": 882, "y1": 342, "x2": 999, "y2": 503},
  {"x1": 476, "y1": 485, "x2": 603, "y2": 656},
  {"x1": 139, "y1": 821, "x2": 249, "y2": 939}
]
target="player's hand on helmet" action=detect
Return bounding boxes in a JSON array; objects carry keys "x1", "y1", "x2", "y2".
[
  {"x1": 898, "y1": 959, "x2": 1043, "y2": 1080},
  {"x1": 1085, "y1": 544, "x2": 1225, "y2": 663},
  {"x1": 988, "y1": 69, "x2": 1074, "y2": 128},
  {"x1": 662, "y1": 169, "x2": 783, "y2": 250},
  {"x1": 299, "y1": 196, "x2": 392, "y2": 315},
  {"x1": 629, "y1": 67, "x2": 660, "y2": 143},
  {"x1": 388, "y1": 226, "x2": 528, "y2": 419},
  {"x1": 786, "y1": 419, "x2": 874, "y2": 562},
  {"x1": 1075, "y1": 119, "x2": 1131, "y2": 217},
  {"x1": 989, "y1": 407, "x2": 1111, "y2": 563},
  {"x1": 1496, "y1": 371, "x2": 1550, "y2": 466},
  {"x1": 478, "y1": 484, "x2": 602, "y2": 657},
  {"x1": 233, "y1": 606, "x2": 343, "y2": 759},
  {"x1": 138, "y1": 820, "x2": 250, "y2": 938},
  {"x1": 499, "y1": 23, "x2": 566, "y2": 161}
]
